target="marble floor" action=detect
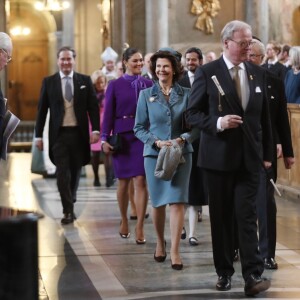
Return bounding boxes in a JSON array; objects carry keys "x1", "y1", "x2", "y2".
[{"x1": 1, "y1": 153, "x2": 300, "y2": 300}]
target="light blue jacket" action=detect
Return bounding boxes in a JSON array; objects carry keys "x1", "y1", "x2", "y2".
[{"x1": 134, "y1": 82, "x2": 199, "y2": 157}]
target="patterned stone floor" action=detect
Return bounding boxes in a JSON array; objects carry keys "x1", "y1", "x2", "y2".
[{"x1": 1, "y1": 153, "x2": 300, "y2": 300}]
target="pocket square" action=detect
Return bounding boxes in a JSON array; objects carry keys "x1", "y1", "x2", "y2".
[
  {"x1": 255, "y1": 86, "x2": 262, "y2": 93},
  {"x1": 80, "y1": 85, "x2": 86, "y2": 89}
]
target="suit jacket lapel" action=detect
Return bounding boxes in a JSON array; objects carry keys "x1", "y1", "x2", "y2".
[
  {"x1": 244, "y1": 62, "x2": 256, "y2": 109},
  {"x1": 73, "y1": 72, "x2": 79, "y2": 104},
  {"x1": 54, "y1": 73, "x2": 63, "y2": 102},
  {"x1": 215, "y1": 58, "x2": 243, "y2": 113}
]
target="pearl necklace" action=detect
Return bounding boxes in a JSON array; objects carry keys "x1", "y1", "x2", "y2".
[{"x1": 160, "y1": 85, "x2": 172, "y2": 96}]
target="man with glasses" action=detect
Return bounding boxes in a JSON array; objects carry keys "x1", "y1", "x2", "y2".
[
  {"x1": 0, "y1": 32, "x2": 13, "y2": 127},
  {"x1": 249, "y1": 39, "x2": 294, "y2": 270},
  {"x1": 186, "y1": 20, "x2": 272, "y2": 296}
]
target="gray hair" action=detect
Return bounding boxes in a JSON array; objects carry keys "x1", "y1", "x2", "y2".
[
  {"x1": 289, "y1": 46, "x2": 300, "y2": 70},
  {"x1": 0, "y1": 32, "x2": 12, "y2": 51},
  {"x1": 221, "y1": 20, "x2": 252, "y2": 44},
  {"x1": 252, "y1": 39, "x2": 266, "y2": 56}
]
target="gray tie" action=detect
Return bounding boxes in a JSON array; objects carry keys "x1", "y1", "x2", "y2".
[
  {"x1": 232, "y1": 66, "x2": 242, "y2": 105},
  {"x1": 65, "y1": 76, "x2": 73, "y2": 102}
]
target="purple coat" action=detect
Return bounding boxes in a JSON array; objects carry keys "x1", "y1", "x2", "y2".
[
  {"x1": 101, "y1": 74, "x2": 153, "y2": 178},
  {"x1": 101, "y1": 75, "x2": 153, "y2": 139}
]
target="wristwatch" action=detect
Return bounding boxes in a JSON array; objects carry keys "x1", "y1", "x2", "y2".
[{"x1": 180, "y1": 136, "x2": 186, "y2": 143}]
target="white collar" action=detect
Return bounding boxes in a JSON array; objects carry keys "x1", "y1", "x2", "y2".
[
  {"x1": 188, "y1": 70, "x2": 195, "y2": 78},
  {"x1": 60, "y1": 71, "x2": 74, "y2": 79},
  {"x1": 223, "y1": 54, "x2": 245, "y2": 71}
]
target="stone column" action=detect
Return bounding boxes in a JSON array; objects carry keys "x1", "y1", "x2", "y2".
[
  {"x1": 145, "y1": 0, "x2": 169, "y2": 52},
  {"x1": 62, "y1": 0, "x2": 75, "y2": 47},
  {"x1": 245, "y1": 0, "x2": 269, "y2": 44}
]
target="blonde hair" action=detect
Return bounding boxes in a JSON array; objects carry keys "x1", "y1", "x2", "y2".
[{"x1": 91, "y1": 70, "x2": 107, "y2": 85}]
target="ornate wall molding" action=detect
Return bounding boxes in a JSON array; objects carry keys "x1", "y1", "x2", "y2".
[{"x1": 191, "y1": 0, "x2": 221, "y2": 34}]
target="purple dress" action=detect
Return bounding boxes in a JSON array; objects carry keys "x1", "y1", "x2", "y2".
[{"x1": 101, "y1": 75, "x2": 153, "y2": 178}]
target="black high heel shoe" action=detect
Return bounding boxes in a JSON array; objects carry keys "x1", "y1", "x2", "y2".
[
  {"x1": 119, "y1": 221, "x2": 130, "y2": 238},
  {"x1": 154, "y1": 241, "x2": 167, "y2": 262},
  {"x1": 171, "y1": 260, "x2": 183, "y2": 270}
]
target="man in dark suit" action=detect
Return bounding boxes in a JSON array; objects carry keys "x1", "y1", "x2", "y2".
[
  {"x1": 179, "y1": 47, "x2": 203, "y2": 88},
  {"x1": 35, "y1": 46, "x2": 100, "y2": 224},
  {"x1": 249, "y1": 39, "x2": 294, "y2": 269},
  {"x1": 179, "y1": 47, "x2": 205, "y2": 243},
  {"x1": 186, "y1": 20, "x2": 273, "y2": 296}
]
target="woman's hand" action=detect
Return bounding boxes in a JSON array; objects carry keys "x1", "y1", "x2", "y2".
[
  {"x1": 102, "y1": 141, "x2": 114, "y2": 154},
  {"x1": 155, "y1": 140, "x2": 172, "y2": 148},
  {"x1": 175, "y1": 137, "x2": 185, "y2": 146}
]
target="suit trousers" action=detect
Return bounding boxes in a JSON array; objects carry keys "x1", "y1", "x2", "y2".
[
  {"x1": 204, "y1": 167, "x2": 264, "y2": 281},
  {"x1": 256, "y1": 167, "x2": 277, "y2": 259},
  {"x1": 52, "y1": 127, "x2": 84, "y2": 214}
]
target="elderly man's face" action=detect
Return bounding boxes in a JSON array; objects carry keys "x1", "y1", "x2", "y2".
[
  {"x1": 105, "y1": 60, "x2": 116, "y2": 72},
  {"x1": 0, "y1": 48, "x2": 12, "y2": 71},
  {"x1": 224, "y1": 28, "x2": 253, "y2": 65}
]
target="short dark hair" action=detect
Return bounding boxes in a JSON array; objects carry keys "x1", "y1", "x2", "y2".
[
  {"x1": 57, "y1": 46, "x2": 76, "y2": 58},
  {"x1": 150, "y1": 50, "x2": 184, "y2": 82},
  {"x1": 185, "y1": 47, "x2": 203, "y2": 60}
]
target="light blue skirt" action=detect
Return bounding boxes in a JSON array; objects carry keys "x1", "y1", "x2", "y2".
[{"x1": 144, "y1": 153, "x2": 192, "y2": 208}]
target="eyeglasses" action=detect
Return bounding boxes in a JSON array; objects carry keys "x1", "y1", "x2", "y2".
[
  {"x1": 0, "y1": 48, "x2": 12, "y2": 63},
  {"x1": 249, "y1": 54, "x2": 263, "y2": 58},
  {"x1": 228, "y1": 39, "x2": 255, "y2": 48}
]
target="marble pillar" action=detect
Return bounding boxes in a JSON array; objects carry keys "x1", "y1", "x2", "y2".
[
  {"x1": 62, "y1": 0, "x2": 74, "y2": 47},
  {"x1": 145, "y1": 0, "x2": 169, "y2": 52},
  {"x1": 245, "y1": 0, "x2": 269, "y2": 44}
]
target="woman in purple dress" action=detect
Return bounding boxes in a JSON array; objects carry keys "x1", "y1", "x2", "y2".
[{"x1": 101, "y1": 47, "x2": 153, "y2": 243}]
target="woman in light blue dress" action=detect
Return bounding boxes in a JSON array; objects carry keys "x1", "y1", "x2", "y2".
[{"x1": 134, "y1": 48, "x2": 199, "y2": 270}]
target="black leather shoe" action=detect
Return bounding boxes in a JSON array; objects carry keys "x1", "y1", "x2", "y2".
[
  {"x1": 61, "y1": 213, "x2": 74, "y2": 225},
  {"x1": 216, "y1": 275, "x2": 231, "y2": 291},
  {"x1": 189, "y1": 237, "x2": 199, "y2": 246},
  {"x1": 264, "y1": 257, "x2": 278, "y2": 270},
  {"x1": 244, "y1": 274, "x2": 271, "y2": 296}
]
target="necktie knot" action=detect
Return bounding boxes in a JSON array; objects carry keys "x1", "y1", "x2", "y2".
[{"x1": 64, "y1": 76, "x2": 73, "y2": 102}]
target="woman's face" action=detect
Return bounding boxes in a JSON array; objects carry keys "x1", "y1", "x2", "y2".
[
  {"x1": 125, "y1": 52, "x2": 144, "y2": 75},
  {"x1": 155, "y1": 58, "x2": 174, "y2": 84},
  {"x1": 94, "y1": 76, "x2": 106, "y2": 92}
]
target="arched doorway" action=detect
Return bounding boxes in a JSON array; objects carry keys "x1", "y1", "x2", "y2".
[{"x1": 8, "y1": 0, "x2": 57, "y2": 121}]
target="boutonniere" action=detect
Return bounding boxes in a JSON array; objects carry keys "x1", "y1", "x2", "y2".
[
  {"x1": 80, "y1": 85, "x2": 86, "y2": 89},
  {"x1": 149, "y1": 96, "x2": 156, "y2": 102},
  {"x1": 255, "y1": 86, "x2": 262, "y2": 93},
  {"x1": 249, "y1": 74, "x2": 253, "y2": 80}
]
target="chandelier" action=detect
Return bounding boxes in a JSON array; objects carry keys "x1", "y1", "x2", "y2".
[
  {"x1": 10, "y1": 2, "x2": 31, "y2": 36},
  {"x1": 34, "y1": 0, "x2": 70, "y2": 11},
  {"x1": 10, "y1": 26, "x2": 31, "y2": 36}
]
